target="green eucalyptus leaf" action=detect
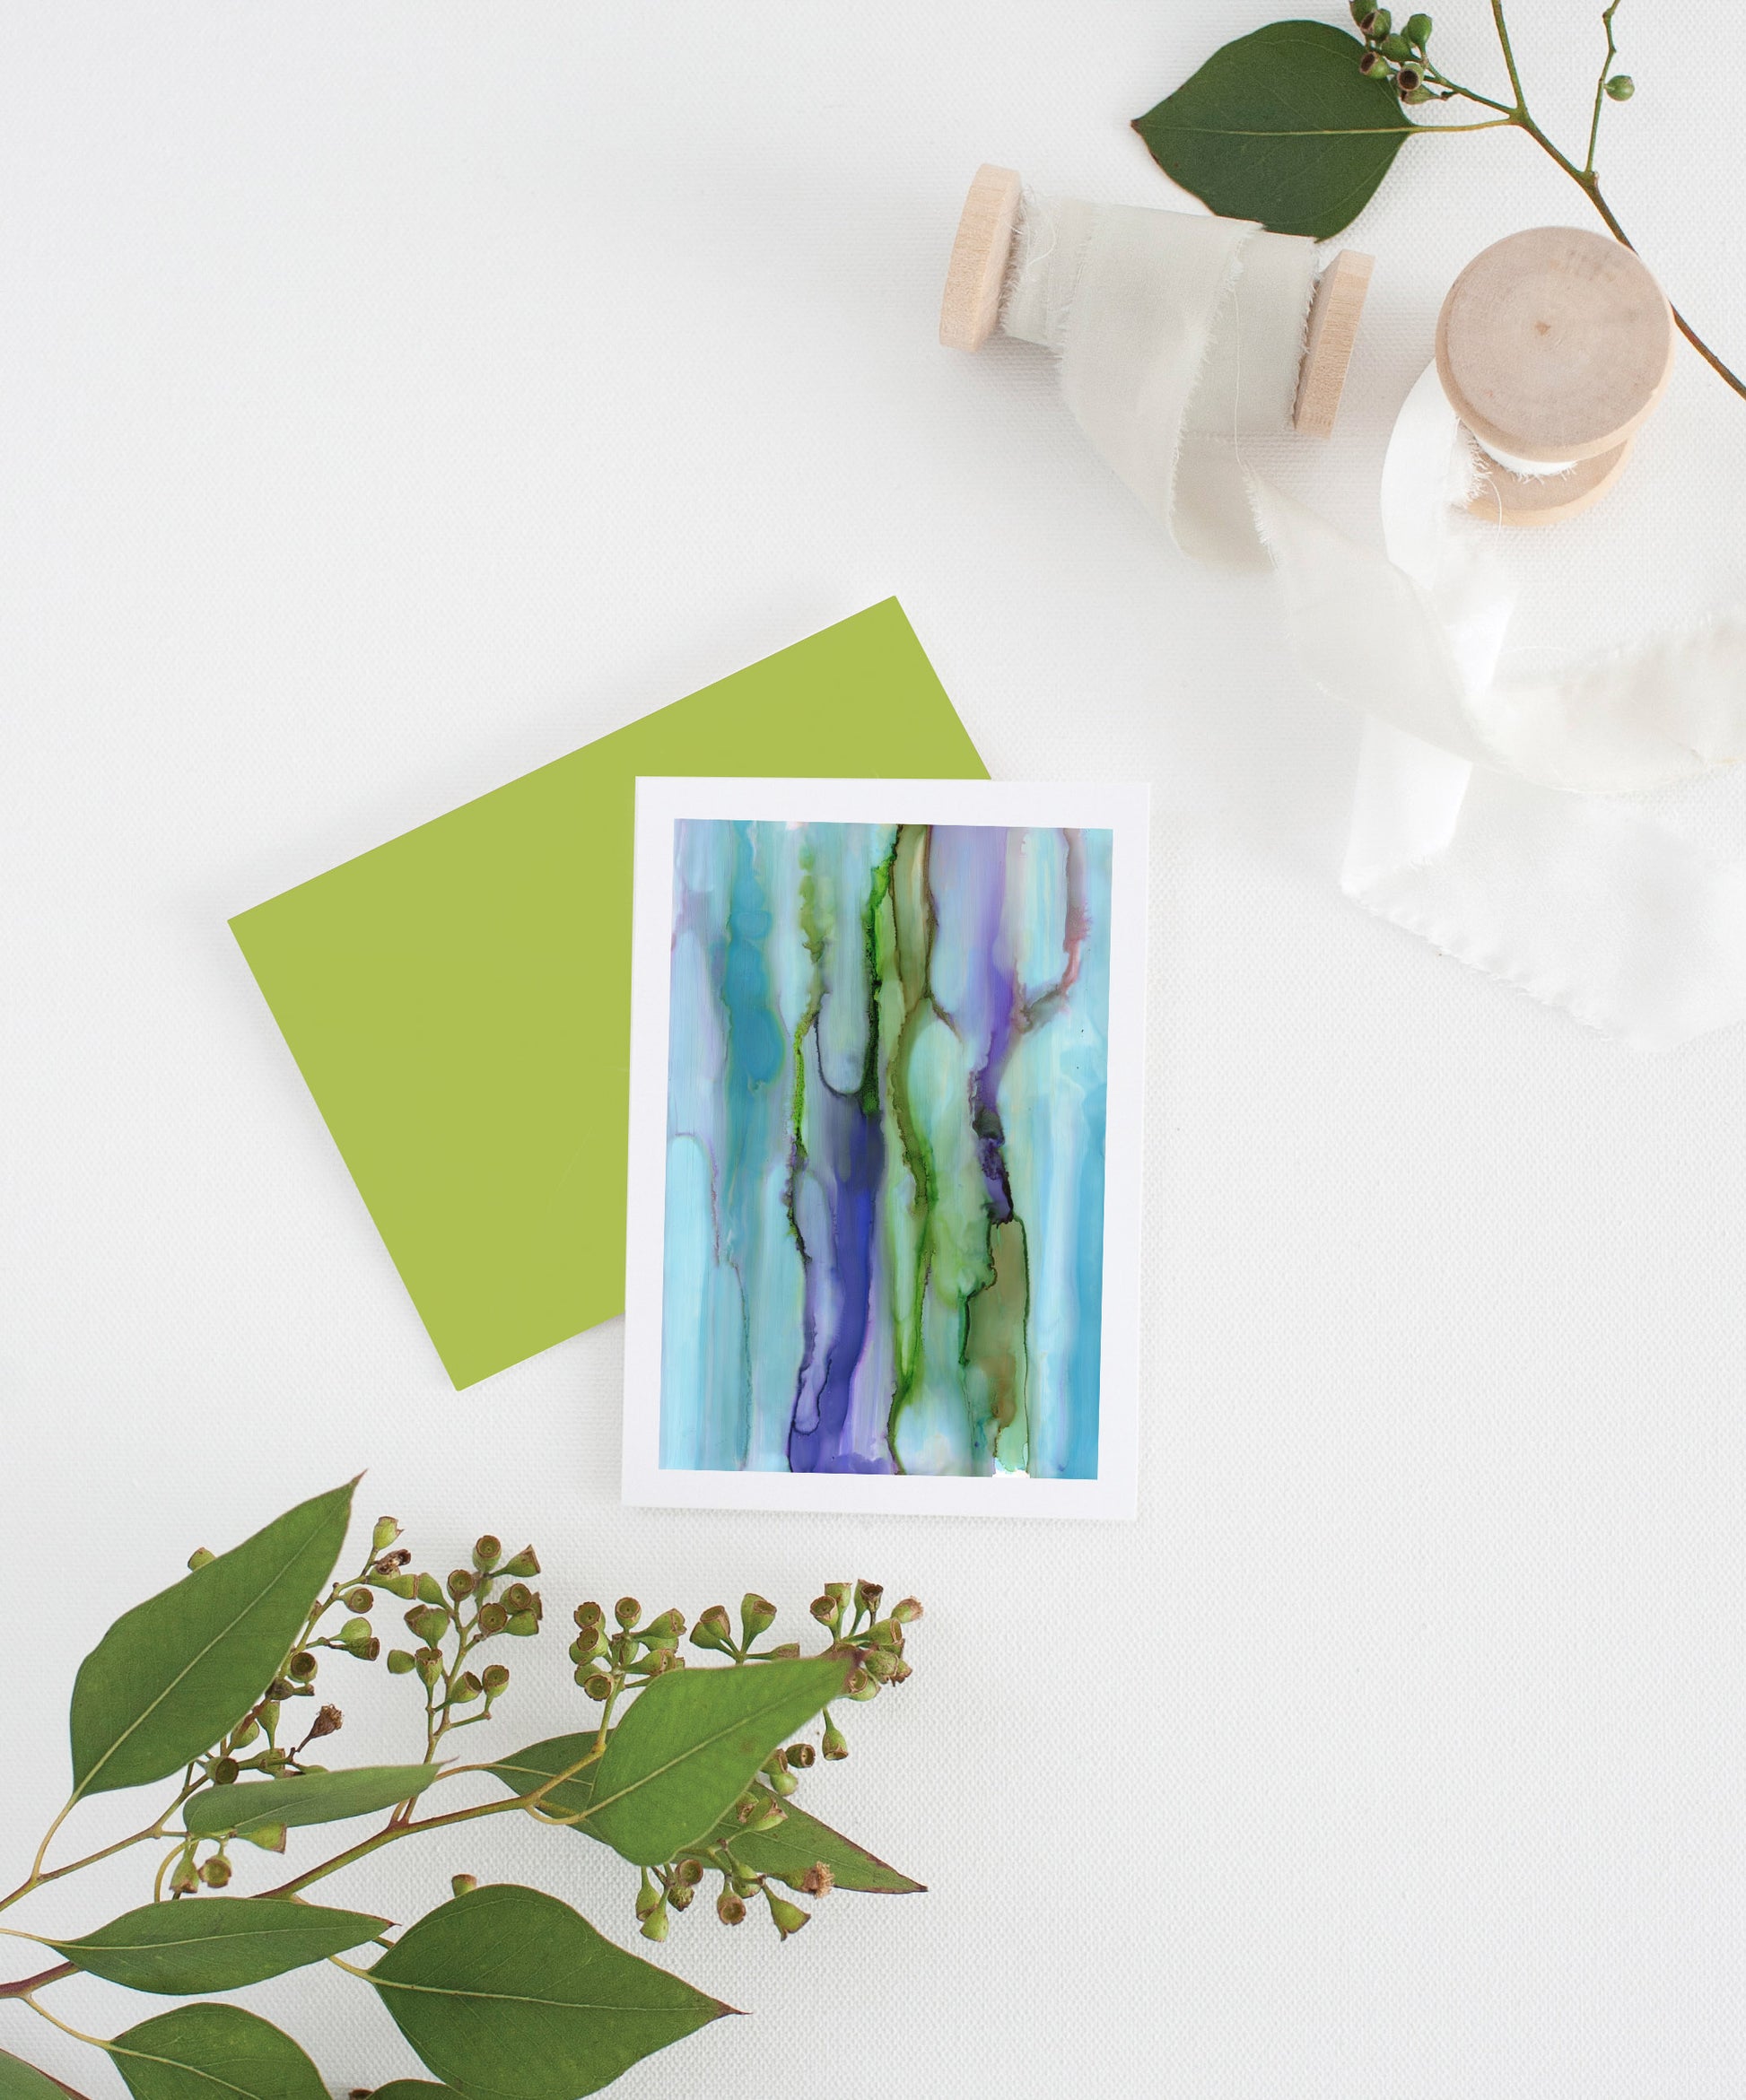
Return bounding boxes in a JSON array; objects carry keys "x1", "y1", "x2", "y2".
[
  {"x1": 696, "y1": 1790, "x2": 925, "y2": 1895},
  {"x1": 490, "y1": 1735, "x2": 921, "y2": 1892},
  {"x1": 584, "y1": 1655, "x2": 851, "y2": 1866},
  {"x1": 0, "y1": 2046, "x2": 74, "y2": 2100},
  {"x1": 366, "y1": 1884, "x2": 729, "y2": 2100},
  {"x1": 365, "y1": 2086, "x2": 465, "y2": 2100},
  {"x1": 1133, "y1": 21, "x2": 1416, "y2": 239},
  {"x1": 184, "y1": 1764, "x2": 440, "y2": 1838},
  {"x1": 45, "y1": 1897, "x2": 388, "y2": 1995},
  {"x1": 109, "y1": 2004, "x2": 327, "y2": 2100},
  {"x1": 69, "y1": 1483, "x2": 355, "y2": 1799}
]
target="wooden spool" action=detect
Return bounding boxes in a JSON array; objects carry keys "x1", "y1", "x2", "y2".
[
  {"x1": 938, "y1": 162, "x2": 1375, "y2": 440},
  {"x1": 1436, "y1": 225, "x2": 1676, "y2": 527}
]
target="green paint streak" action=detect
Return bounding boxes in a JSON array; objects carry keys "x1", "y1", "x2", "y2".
[{"x1": 962, "y1": 1216, "x2": 1032, "y2": 1471}]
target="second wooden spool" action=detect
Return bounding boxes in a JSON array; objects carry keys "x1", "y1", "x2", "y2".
[
  {"x1": 938, "y1": 163, "x2": 1374, "y2": 441},
  {"x1": 1436, "y1": 225, "x2": 1676, "y2": 527}
]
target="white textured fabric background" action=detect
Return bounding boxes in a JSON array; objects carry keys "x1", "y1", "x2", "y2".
[{"x1": 4, "y1": 4, "x2": 1746, "y2": 2096}]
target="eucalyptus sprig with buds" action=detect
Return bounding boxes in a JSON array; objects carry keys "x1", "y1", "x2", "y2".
[
  {"x1": 1135, "y1": 4, "x2": 1746, "y2": 402},
  {"x1": 0, "y1": 1482, "x2": 924, "y2": 2100}
]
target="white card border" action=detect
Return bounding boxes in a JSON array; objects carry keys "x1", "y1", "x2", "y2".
[{"x1": 622, "y1": 777, "x2": 1149, "y2": 1521}]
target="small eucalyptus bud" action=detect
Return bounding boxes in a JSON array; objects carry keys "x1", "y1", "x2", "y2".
[
  {"x1": 749, "y1": 1799, "x2": 787, "y2": 1832},
  {"x1": 768, "y1": 1765, "x2": 799, "y2": 1797},
  {"x1": 1382, "y1": 33, "x2": 1411, "y2": 59},
  {"x1": 1402, "y1": 83, "x2": 1433, "y2": 100},
  {"x1": 481, "y1": 1662, "x2": 510, "y2": 1694},
  {"x1": 473, "y1": 1536, "x2": 503, "y2": 1571},
  {"x1": 451, "y1": 1873, "x2": 478, "y2": 1897},
  {"x1": 308, "y1": 1704, "x2": 344, "y2": 1739},
  {"x1": 371, "y1": 1516, "x2": 402, "y2": 1554},
  {"x1": 786, "y1": 1742, "x2": 816, "y2": 1769},
  {"x1": 477, "y1": 1601, "x2": 509, "y2": 1636},
  {"x1": 1396, "y1": 62, "x2": 1422, "y2": 91},
  {"x1": 1360, "y1": 7, "x2": 1390, "y2": 35},
  {"x1": 740, "y1": 1593, "x2": 777, "y2": 1640},
  {"x1": 581, "y1": 1671, "x2": 614, "y2": 1701},
  {"x1": 506, "y1": 1610, "x2": 539, "y2": 1637},
  {"x1": 239, "y1": 1822, "x2": 286, "y2": 1852},
  {"x1": 821, "y1": 1718, "x2": 849, "y2": 1761},
  {"x1": 717, "y1": 1890, "x2": 746, "y2": 1926},
  {"x1": 675, "y1": 1857, "x2": 704, "y2": 1888},
  {"x1": 642, "y1": 1608, "x2": 685, "y2": 1644},
  {"x1": 1605, "y1": 73, "x2": 1634, "y2": 100},
  {"x1": 635, "y1": 1872, "x2": 662, "y2": 1921},
  {"x1": 1358, "y1": 48, "x2": 1386, "y2": 74},
  {"x1": 668, "y1": 1883, "x2": 694, "y2": 1912},
  {"x1": 286, "y1": 1651, "x2": 318, "y2": 1682},
  {"x1": 200, "y1": 1855, "x2": 232, "y2": 1888},
  {"x1": 349, "y1": 1636, "x2": 381, "y2": 1661},
  {"x1": 502, "y1": 1546, "x2": 540, "y2": 1578},
  {"x1": 453, "y1": 1672, "x2": 483, "y2": 1703},
  {"x1": 405, "y1": 1605, "x2": 450, "y2": 1646},
  {"x1": 415, "y1": 1572, "x2": 445, "y2": 1607},
  {"x1": 231, "y1": 1715, "x2": 260, "y2": 1748},
  {"x1": 853, "y1": 1580, "x2": 884, "y2": 1616},
  {"x1": 210, "y1": 1756, "x2": 240, "y2": 1785},
  {"x1": 344, "y1": 1588, "x2": 374, "y2": 1614},
  {"x1": 640, "y1": 1903, "x2": 668, "y2": 1942},
  {"x1": 847, "y1": 1669, "x2": 880, "y2": 1703},
  {"x1": 764, "y1": 1890, "x2": 808, "y2": 1939},
  {"x1": 386, "y1": 1648, "x2": 416, "y2": 1674},
  {"x1": 170, "y1": 1856, "x2": 201, "y2": 1896},
  {"x1": 502, "y1": 1582, "x2": 535, "y2": 1616},
  {"x1": 341, "y1": 1616, "x2": 371, "y2": 1643},
  {"x1": 266, "y1": 1678, "x2": 295, "y2": 1703},
  {"x1": 1405, "y1": 10, "x2": 1432, "y2": 41},
  {"x1": 258, "y1": 1700, "x2": 282, "y2": 1733},
  {"x1": 372, "y1": 1572, "x2": 417, "y2": 1600},
  {"x1": 615, "y1": 1596, "x2": 642, "y2": 1628},
  {"x1": 187, "y1": 1547, "x2": 216, "y2": 1572},
  {"x1": 891, "y1": 1597, "x2": 924, "y2": 1625},
  {"x1": 691, "y1": 1604, "x2": 734, "y2": 1652},
  {"x1": 862, "y1": 1647, "x2": 899, "y2": 1682},
  {"x1": 808, "y1": 1595, "x2": 837, "y2": 1625},
  {"x1": 446, "y1": 1569, "x2": 476, "y2": 1600},
  {"x1": 416, "y1": 1649, "x2": 443, "y2": 1687},
  {"x1": 574, "y1": 1600, "x2": 604, "y2": 1628},
  {"x1": 799, "y1": 1861, "x2": 834, "y2": 1897}
]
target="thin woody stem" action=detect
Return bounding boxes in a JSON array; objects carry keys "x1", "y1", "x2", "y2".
[
  {"x1": 1488, "y1": 0, "x2": 1527, "y2": 108},
  {"x1": 1585, "y1": 0, "x2": 1623, "y2": 174},
  {"x1": 258, "y1": 1744, "x2": 607, "y2": 1899},
  {"x1": 0, "y1": 1961, "x2": 76, "y2": 2000}
]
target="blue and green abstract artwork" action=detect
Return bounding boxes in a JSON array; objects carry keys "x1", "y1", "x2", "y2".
[{"x1": 660, "y1": 819, "x2": 1112, "y2": 1477}]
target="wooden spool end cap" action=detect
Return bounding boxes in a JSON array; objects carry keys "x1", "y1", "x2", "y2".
[
  {"x1": 1293, "y1": 248, "x2": 1375, "y2": 440},
  {"x1": 939, "y1": 163, "x2": 1023, "y2": 351},
  {"x1": 1436, "y1": 225, "x2": 1675, "y2": 465}
]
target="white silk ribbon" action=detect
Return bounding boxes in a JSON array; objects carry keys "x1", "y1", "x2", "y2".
[{"x1": 1002, "y1": 193, "x2": 1746, "y2": 1047}]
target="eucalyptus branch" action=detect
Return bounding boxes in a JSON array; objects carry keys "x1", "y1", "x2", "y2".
[{"x1": 0, "y1": 1492, "x2": 926, "y2": 2100}]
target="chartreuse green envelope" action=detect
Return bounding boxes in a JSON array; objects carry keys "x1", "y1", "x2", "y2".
[{"x1": 230, "y1": 601, "x2": 986, "y2": 1388}]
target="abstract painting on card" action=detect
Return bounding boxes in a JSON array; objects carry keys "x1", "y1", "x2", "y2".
[{"x1": 623, "y1": 778, "x2": 1148, "y2": 1519}]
